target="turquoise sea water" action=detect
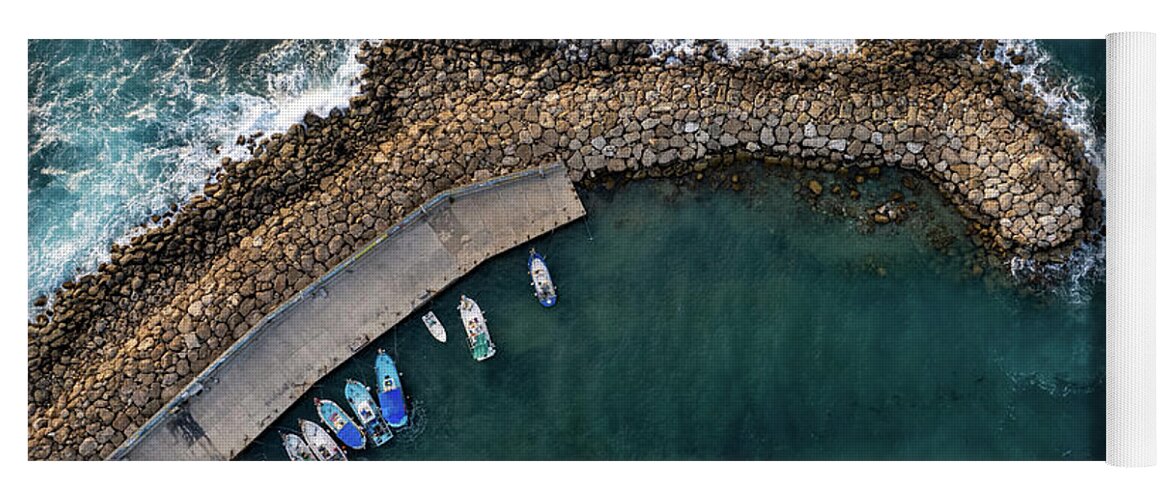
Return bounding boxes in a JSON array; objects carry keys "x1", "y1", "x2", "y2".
[{"x1": 240, "y1": 165, "x2": 1105, "y2": 460}]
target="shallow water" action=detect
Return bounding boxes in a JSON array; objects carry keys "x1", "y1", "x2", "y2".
[{"x1": 240, "y1": 169, "x2": 1104, "y2": 461}]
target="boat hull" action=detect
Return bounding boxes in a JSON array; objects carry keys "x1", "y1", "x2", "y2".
[{"x1": 375, "y1": 351, "x2": 409, "y2": 428}]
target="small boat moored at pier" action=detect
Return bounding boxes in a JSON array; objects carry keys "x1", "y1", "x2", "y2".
[
  {"x1": 422, "y1": 311, "x2": 447, "y2": 343},
  {"x1": 315, "y1": 398, "x2": 366, "y2": 450},
  {"x1": 528, "y1": 248, "x2": 557, "y2": 307},
  {"x1": 299, "y1": 419, "x2": 346, "y2": 461},
  {"x1": 344, "y1": 379, "x2": 394, "y2": 447},
  {"x1": 280, "y1": 431, "x2": 316, "y2": 461},
  {"x1": 375, "y1": 350, "x2": 409, "y2": 428},
  {"x1": 459, "y1": 295, "x2": 496, "y2": 361}
]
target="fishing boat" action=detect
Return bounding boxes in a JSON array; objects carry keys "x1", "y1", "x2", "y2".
[
  {"x1": 375, "y1": 350, "x2": 409, "y2": 428},
  {"x1": 528, "y1": 248, "x2": 557, "y2": 307},
  {"x1": 315, "y1": 398, "x2": 366, "y2": 450},
  {"x1": 299, "y1": 419, "x2": 346, "y2": 461},
  {"x1": 422, "y1": 311, "x2": 447, "y2": 343},
  {"x1": 459, "y1": 295, "x2": 496, "y2": 361},
  {"x1": 344, "y1": 379, "x2": 394, "y2": 447},
  {"x1": 280, "y1": 431, "x2": 317, "y2": 461}
]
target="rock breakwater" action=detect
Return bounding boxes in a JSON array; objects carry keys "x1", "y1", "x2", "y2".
[{"x1": 28, "y1": 39, "x2": 1101, "y2": 460}]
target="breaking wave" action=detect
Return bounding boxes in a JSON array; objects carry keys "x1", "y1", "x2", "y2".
[
  {"x1": 27, "y1": 40, "x2": 364, "y2": 313},
  {"x1": 995, "y1": 39, "x2": 1107, "y2": 303}
]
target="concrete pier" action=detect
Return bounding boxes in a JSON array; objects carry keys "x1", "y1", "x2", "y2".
[{"x1": 109, "y1": 164, "x2": 585, "y2": 460}]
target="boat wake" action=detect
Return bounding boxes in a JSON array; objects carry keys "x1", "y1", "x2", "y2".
[{"x1": 388, "y1": 398, "x2": 429, "y2": 445}]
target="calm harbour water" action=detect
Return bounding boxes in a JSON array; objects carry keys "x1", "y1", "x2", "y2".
[{"x1": 240, "y1": 166, "x2": 1105, "y2": 461}]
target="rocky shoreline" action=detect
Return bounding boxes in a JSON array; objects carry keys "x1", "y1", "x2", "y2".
[{"x1": 28, "y1": 39, "x2": 1102, "y2": 460}]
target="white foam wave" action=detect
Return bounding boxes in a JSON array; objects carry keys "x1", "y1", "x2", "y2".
[
  {"x1": 727, "y1": 38, "x2": 856, "y2": 56},
  {"x1": 648, "y1": 39, "x2": 857, "y2": 65},
  {"x1": 994, "y1": 40, "x2": 1106, "y2": 301},
  {"x1": 28, "y1": 40, "x2": 365, "y2": 314},
  {"x1": 993, "y1": 40, "x2": 1105, "y2": 174},
  {"x1": 993, "y1": 341, "x2": 1104, "y2": 399},
  {"x1": 1006, "y1": 370, "x2": 1104, "y2": 398}
]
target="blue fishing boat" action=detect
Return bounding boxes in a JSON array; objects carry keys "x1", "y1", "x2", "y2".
[
  {"x1": 529, "y1": 248, "x2": 557, "y2": 307},
  {"x1": 375, "y1": 349, "x2": 409, "y2": 428},
  {"x1": 315, "y1": 398, "x2": 366, "y2": 450},
  {"x1": 344, "y1": 379, "x2": 394, "y2": 447}
]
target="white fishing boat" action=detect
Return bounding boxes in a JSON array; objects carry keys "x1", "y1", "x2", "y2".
[
  {"x1": 458, "y1": 295, "x2": 496, "y2": 361},
  {"x1": 422, "y1": 311, "x2": 447, "y2": 343},
  {"x1": 280, "y1": 431, "x2": 317, "y2": 461},
  {"x1": 299, "y1": 419, "x2": 346, "y2": 461},
  {"x1": 528, "y1": 248, "x2": 557, "y2": 307}
]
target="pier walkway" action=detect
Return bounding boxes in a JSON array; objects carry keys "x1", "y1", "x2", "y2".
[{"x1": 109, "y1": 164, "x2": 585, "y2": 460}]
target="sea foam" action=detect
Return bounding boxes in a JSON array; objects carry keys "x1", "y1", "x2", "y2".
[
  {"x1": 994, "y1": 40, "x2": 1106, "y2": 302},
  {"x1": 28, "y1": 40, "x2": 364, "y2": 314},
  {"x1": 647, "y1": 39, "x2": 856, "y2": 65}
]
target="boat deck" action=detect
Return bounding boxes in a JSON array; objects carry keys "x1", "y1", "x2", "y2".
[{"x1": 471, "y1": 333, "x2": 496, "y2": 361}]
